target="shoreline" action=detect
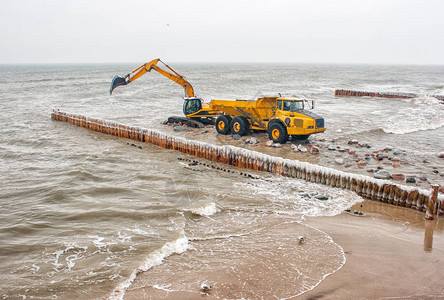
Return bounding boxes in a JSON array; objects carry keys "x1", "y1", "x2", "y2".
[
  {"x1": 300, "y1": 201, "x2": 444, "y2": 300},
  {"x1": 123, "y1": 202, "x2": 444, "y2": 300}
]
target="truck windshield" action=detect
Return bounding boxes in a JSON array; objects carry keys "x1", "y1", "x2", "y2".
[{"x1": 282, "y1": 100, "x2": 303, "y2": 112}]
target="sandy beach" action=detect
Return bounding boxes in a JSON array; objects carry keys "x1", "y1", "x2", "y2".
[
  {"x1": 124, "y1": 201, "x2": 444, "y2": 300},
  {"x1": 301, "y1": 202, "x2": 444, "y2": 300}
]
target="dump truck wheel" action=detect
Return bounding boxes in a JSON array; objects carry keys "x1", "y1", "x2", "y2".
[
  {"x1": 215, "y1": 115, "x2": 232, "y2": 135},
  {"x1": 268, "y1": 123, "x2": 288, "y2": 144},
  {"x1": 230, "y1": 116, "x2": 249, "y2": 136}
]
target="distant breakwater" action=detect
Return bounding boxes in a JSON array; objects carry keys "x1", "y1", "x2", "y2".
[
  {"x1": 335, "y1": 89, "x2": 444, "y2": 102},
  {"x1": 51, "y1": 109, "x2": 442, "y2": 219}
]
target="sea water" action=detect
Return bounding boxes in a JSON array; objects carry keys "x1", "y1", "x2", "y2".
[{"x1": 0, "y1": 63, "x2": 443, "y2": 299}]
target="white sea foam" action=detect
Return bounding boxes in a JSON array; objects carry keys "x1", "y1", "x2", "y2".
[
  {"x1": 186, "y1": 202, "x2": 219, "y2": 216},
  {"x1": 236, "y1": 176, "x2": 362, "y2": 217},
  {"x1": 48, "y1": 242, "x2": 88, "y2": 272},
  {"x1": 109, "y1": 231, "x2": 189, "y2": 300},
  {"x1": 382, "y1": 96, "x2": 444, "y2": 134}
]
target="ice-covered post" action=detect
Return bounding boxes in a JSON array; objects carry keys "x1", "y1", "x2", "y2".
[{"x1": 425, "y1": 184, "x2": 440, "y2": 220}]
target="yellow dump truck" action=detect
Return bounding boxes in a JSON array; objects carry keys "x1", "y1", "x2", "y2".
[
  {"x1": 184, "y1": 96, "x2": 325, "y2": 143},
  {"x1": 110, "y1": 59, "x2": 326, "y2": 143}
]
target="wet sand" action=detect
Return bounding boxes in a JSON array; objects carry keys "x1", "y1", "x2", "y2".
[
  {"x1": 301, "y1": 202, "x2": 444, "y2": 300},
  {"x1": 124, "y1": 201, "x2": 444, "y2": 299}
]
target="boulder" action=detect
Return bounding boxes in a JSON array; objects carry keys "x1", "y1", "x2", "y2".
[
  {"x1": 272, "y1": 143, "x2": 282, "y2": 148},
  {"x1": 374, "y1": 170, "x2": 391, "y2": 180},
  {"x1": 391, "y1": 174, "x2": 405, "y2": 181},
  {"x1": 405, "y1": 177, "x2": 416, "y2": 183},
  {"x1": 309, "y1": 146, "x2": 320, "y2": 154},
  {"x1": 232, "y1": 134, "x2": 242, "y2": 140},
  {"x1": 334, "y1": 158, "x2": 344, "y2": 165},
  {"x1": 328, "y1": 145, "x2": 336, "y2": 151},
  {"x1": 245, "y1": 137, "x2": 259, "y2": 144},
  {"x1": 297, "y1": 144, "x2": 308, "y2": 153},
  {"x1": 439, "y1": 152, "x2": 444, "y2": 159},
  {"x1": 357, "y1": 161, "x2": 366, "y2": 168},
  {"x1": 392, "y1": 163, "x2": 400, "y2": 168},
  {"x1": 265, "y1": 140, "x2": 274, "y2": 147}
]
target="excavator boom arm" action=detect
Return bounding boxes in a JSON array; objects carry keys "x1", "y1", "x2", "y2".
[
  {"x1": 150, "y1": 65, "x2": 195, "y2": 98},
  {"x1": 110, "y1": 58, "x2": 195, "y2": 98}
]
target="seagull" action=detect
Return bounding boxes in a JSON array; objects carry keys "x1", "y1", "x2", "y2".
[
  {"x1": 201, "y1": 283, "x2": 213, "y2": 293},
  {"x1": 298, "y1": 236, "x2": 306, "y2": 244}
]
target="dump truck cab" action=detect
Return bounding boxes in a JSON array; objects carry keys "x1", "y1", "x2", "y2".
[{"x1": 268, "y1": 97, "x2": 325, "y2": 143}]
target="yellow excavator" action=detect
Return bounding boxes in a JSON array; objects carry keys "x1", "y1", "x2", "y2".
[
  {"x1": 110, "y1": 58, "x2": 218, "y2": 118},
  {"x1": 110, "y1": 59, "x2": 325, "y2": 143}
]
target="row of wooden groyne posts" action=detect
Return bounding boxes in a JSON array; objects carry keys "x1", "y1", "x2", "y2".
[
  {"x1": 335, "y1": 89, "x2": 444, "y2": 102},
  {"x1": 51, "y1": 109, "x2": 442, "y2": 220}
]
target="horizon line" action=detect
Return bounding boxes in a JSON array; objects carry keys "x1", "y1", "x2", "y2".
[{"x1": 1, "y1": 61, "x2": 444, "y2": 67}]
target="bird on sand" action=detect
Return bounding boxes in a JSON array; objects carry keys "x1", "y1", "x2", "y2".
[
  {"x1": 200, "y1": 283, "x2": 213, "y2": 293},
  {"x1": 298, "y1": 235, "x2": 306, "y2": 244}
]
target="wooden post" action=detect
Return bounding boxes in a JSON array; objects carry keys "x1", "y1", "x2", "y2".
[{"x1": 425, "y1": 185, "x2": 440, "y2": 220}]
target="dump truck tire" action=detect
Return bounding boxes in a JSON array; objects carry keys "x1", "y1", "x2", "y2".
[
  {"x1": 230, "y1": 116, "x2": 249, "y2": 136},
  {"x1": 268, "y1": 123, "x2": 288, "y2": 144},
  {"x1": 215, "y1": 115, "x2": 232, "y2": 135}
]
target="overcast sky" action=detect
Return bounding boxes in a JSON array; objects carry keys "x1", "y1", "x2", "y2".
[{"x1": 1, "y1": 0, "x2": 443, "y2": 64}]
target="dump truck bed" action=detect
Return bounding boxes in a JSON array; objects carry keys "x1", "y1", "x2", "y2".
[{"x1": 209, "y1": 97, "x2": 278, "y2": 126}]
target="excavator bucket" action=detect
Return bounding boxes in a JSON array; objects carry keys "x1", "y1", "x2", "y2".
[{"x1": 109, "y1": 76, "x2": 128, "y2": 95}]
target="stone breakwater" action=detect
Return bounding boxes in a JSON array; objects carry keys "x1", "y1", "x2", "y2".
[
  {"x1": 334, "y1": 89, "x2": 444, "y2": 102},
  {"x1": 51, "y1": 110, "x2": 443, "y2": 219}
]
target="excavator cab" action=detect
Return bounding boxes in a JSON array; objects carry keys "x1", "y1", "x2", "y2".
[{"x1": 183, "y1": 98, "x2": 203, "y2": 116}]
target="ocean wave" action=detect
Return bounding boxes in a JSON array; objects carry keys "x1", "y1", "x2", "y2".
[
  {"x1": 381, "y1": 96, "x2": 444, "y2": 134},
  {"x1": 382, "y1": 113, "x2": 444, "y2": 134},
  {"x1": 235, "y1": 177, "x2": 362, "y2": 217},
  {"x1": 109, "y1": 231, "x2": 189, "y2": 300},
  {"x1": 185, "y1": 202, "x2": 219, "y2": 217},
  {"x1": 382, "y1": 121, "x2": 444, "y2": 135}
]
